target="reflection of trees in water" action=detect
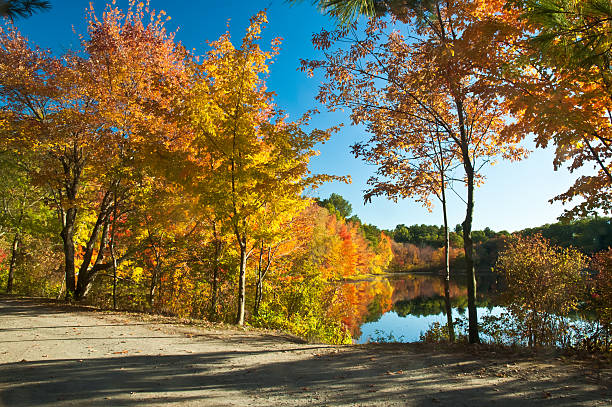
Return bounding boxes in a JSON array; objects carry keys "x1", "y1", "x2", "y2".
[
  {"x1": 393, "y1": 295, "x2": 496, "y2": 318},
  {"x1": 340, "y1": 273, "x2": 501, "y2": 337},
  {"x1": 339, "y1": 278, "x2": 394, "y2": 338},
  {"x1": 390, "y1": 274, "x2": 466, "y2": 304},
  {"x1": 389, "y1": 274, "x2": 500, "y2": 318}
]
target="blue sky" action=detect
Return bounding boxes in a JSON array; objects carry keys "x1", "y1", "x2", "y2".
[{"x1": 13, "y1": 0, "x2": 589, "y2": 232}]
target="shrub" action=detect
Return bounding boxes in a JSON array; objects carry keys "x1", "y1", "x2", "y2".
[
  {"x1": 587, "y1": 248, "x2": 612, "y2": 351},
  {"x1": 495, "y1": 234, "x2": 588, "y2": 347}
]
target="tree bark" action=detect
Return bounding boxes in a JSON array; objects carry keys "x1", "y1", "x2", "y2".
[
  {"x1": 148, "y1": 256, "x2": 161, "y2": 309},
  {"x1": 462, "y1": 161, "x2": 480, "y2": 343},
  {"x1": 148, "y1": 274, "x2": 157, "y2": 309},
  {"x1": 209, "y1": 223, "x2": 221, "y2": 321},
  {"x1": 455, "y1": 96, "x2": 479, "y2": 344},
  {"x1": 209, "y1": 256, "x2": 219, "y2": 321},
  {"x1": 60, "y1": 207, "x2": 78, "y2": 300},
  {"x1": 111, "y1": 248, "x2": 117, "y2": 310},
  {"x1": 74, "y1": 192, "x2": 113, "y2": 300},
  {"x1": 110, "y1": 196, "x2": 118, "y2": 310},
  {"x1": 236, "y1": 235, "x2": 247, "y2": 326},
  {"x1": 6, "y1": 233, "x2": 19, "y2": 293},
  {"x1": 440, "y1": 178, "x2": 455, "y2": 342},
  {"x1": 209, "y1": 257, "x2": 219, "y2": 320},
  {"x1": 254, "y1": 241, "x2": 264, "y2": 316},
  {"x1": 462, "y1": 158, "x2": 479, "y2": 344},
  {"x1": 58, "y1": 144, "x2": 84, "y2": 301},
  {"x1": 254, "y1": 242, "x2": 274, "y2": 316}
]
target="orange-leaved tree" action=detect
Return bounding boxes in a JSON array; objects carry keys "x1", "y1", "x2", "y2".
[
  {"x1": 353, "y1": 120, "x2": 458, "y2": 340},
  {"x1": 500, "y1": 0, "x2": 612, "y2": 220},
  {"x1": 301, "y1": 1, "x2": 528, "y2": 343},
  {"x1": 0, "y1": 1, "x2": 188, "y2": 300}
]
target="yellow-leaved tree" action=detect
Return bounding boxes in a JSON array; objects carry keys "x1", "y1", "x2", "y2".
[{"x1": 185, "y1": 11, "x2": 345, "y2": 325}]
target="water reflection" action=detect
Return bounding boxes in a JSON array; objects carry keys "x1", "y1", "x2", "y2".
[{"x1": 341, "y1": 273, "x2": 501, "y2": 343}]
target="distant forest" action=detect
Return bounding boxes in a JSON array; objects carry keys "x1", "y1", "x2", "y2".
[{"x1": 318, "y1": 193, "x2": 612, "y2": 273}]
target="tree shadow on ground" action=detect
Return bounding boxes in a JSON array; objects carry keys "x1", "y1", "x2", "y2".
[
  {"x1": 1, "y1": 298, "x2": 609, "y2": 406},
  {"x1": 0, "y1": 296, "x2": 107, "y2": 317},
  {"x1": 1, "y1": 346, "x2": 609, "y2": 407}
]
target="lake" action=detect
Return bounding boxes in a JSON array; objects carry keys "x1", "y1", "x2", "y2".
[{"x1": 343, "y1": 272, "x2": 502, "y2": 343}]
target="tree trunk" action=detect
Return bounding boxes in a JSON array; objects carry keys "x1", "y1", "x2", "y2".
[
  {"x1": 58, "y1": 144, "x2": 84, "y2": 301},
  {"x1": 6, "y1": 233, "x2": 19, "y2": 293},
  {"x1": 254, "y1": 279, "x2": 263, "y2": 316},
  {"x1": 110, "y1": 196, "x2": 118, "y2": 310},
  {"x1": 112, "y1": 253, "x2": 117, "y2": 310},
  {"x1": 74, "y1": 192, "x2": 113, "y2": 300},
  {"x1": 209, "y1": 257, "x2": 219, "y2": 320},
  {"x1": 148, "y1": 278, "x2": 157, "y2": 309},
  {"x1": 455, "y1": 96, "x2": 479, "y2": 344},
  {"x1": 236, "y1": 237, "x2": 247, "y2": 325},
  {"x1": 440, "y1": 183, "x2": 455, "y2": 342},
  {"x1": 60, "y1": 207, "x2": 78, "y2": 300},
  {"x1": 74, "y1": 218, "x2": 109, "y2": 300},
  {"x1": 254, "y1": 242, "x2": 274, "y2": 317},
  {"x1": 462, "y1": 161, "x2": 479, "y2": 344},
  {"x1": 148, "y1": 261, "x2": 161, "y2": 309},
  {"x1": 254, "y1": 242, "x2": 264, "y2": 316},
  {"x1": 209, "y1": 224, "x2": 221, "y2": 321}
]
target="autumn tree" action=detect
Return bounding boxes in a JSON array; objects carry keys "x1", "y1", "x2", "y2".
[
  {"x1": 0, "y1": 153, "x2": 54, "y2": 293},
  {"x1": 351, "y1": 113, "x2": 458, "y2": 340},
  {"x1": 0, "y1": 24, "x2": 88, "y2": 299},
  {"x1": 335, "y1": 0, "x2": 612, "y2": 221},
  {"x1": 252, "y1": 202, "x2": 392, "y2": 343},
  {"x1": 182, "y1": 203, "x2": 233, "y2": 320},
  {"x1": 501, "y1": 0, "x2": 611, "y2": 219},
  {"x1": 186, "y1": 11, "x2": 342, "y2": 325},
  {"x1": 251, "y1": 198, "x2": 309, "y2": 316},
  {"x1": 301, "y1": 1, "x2": 527, "y2": 343},
  {"x1": 0, "y1": 1, "x2": 188, "y2": 300}
]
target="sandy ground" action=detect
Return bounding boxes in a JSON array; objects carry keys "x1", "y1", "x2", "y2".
[{"x1": 0, "y1": 297, "x2": 610, "y2": 406}]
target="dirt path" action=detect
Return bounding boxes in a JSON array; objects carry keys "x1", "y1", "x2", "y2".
[{"x1": 0, "y1": 297, "x2": 610, "y2": 406}]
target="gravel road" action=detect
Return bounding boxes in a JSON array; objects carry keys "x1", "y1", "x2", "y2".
[{"x1": 0, "y1": 297, "x2": 610, "y2": 406}]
